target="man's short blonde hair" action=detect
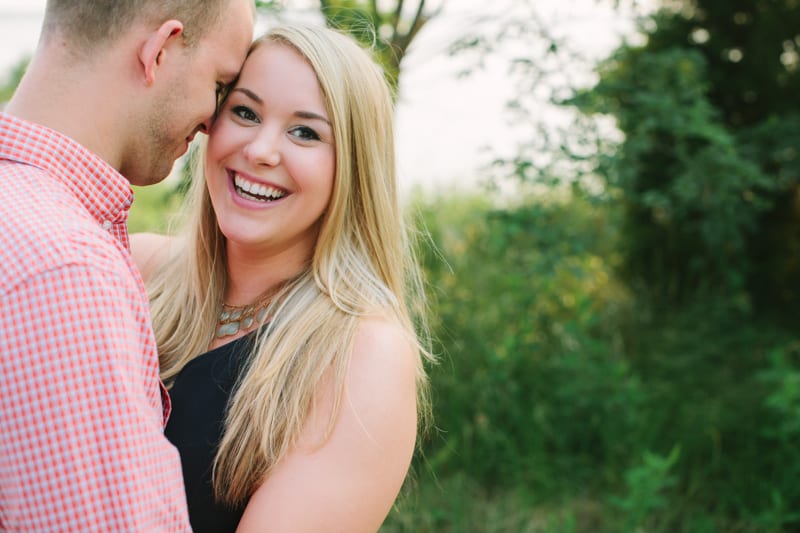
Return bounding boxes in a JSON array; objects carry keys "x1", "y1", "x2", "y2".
[{"x1": 42, "y1": 0, "x2": 231, "y2": 49}]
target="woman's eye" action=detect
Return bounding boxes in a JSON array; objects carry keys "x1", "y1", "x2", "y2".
[
  {"x1": 232, "y1": 106, "x2": 259, "y2": 122},
  {"x1": 289, "y1": 126, "x2": 320, "y2": 141}
]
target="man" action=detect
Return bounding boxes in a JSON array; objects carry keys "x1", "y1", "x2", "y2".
[{"x1": 0, "y1": 1, "x2": 254, "y2": 531}]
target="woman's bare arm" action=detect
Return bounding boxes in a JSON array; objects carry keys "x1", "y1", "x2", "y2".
[{"x1": 236, "y1": 316, "x2": 419, "y2": 533}]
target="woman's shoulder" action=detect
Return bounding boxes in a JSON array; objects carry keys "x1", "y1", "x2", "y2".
[
  {"x1": 129, "y1": 232, "x2": 176, "y2": 282},
  {"x1": 345, "y1": 314, "x2": 419, "y2": 455},
  {"x1": 350, "y1": 315, "x2": 418, "y2": 384}
]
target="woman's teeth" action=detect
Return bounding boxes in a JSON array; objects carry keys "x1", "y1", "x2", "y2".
[{"x1": 233, "y1": 173, "x2": 287, "y2": 202}]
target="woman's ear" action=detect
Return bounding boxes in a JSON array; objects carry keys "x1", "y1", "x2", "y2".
[{"x1": 139, "y1": 20, "x2": 184, "y2": 86}]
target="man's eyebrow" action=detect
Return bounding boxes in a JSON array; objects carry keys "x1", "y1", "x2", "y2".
[{"x1": 231, "y1": 87, "x2": 262, "y2": 104}]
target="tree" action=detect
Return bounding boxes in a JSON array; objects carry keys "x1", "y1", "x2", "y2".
[
  {"x1": 572, "y1": 1, "x2": 800, "y2": 310},
  {"x1": 257, "y1": 0, "x2": 442, "y2": 92}
]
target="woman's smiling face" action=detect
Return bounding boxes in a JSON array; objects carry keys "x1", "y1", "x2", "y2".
[{"x1": 205, "y1": 41, "x2": 335, "y2": 259}]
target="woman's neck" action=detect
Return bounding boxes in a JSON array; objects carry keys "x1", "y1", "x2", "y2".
[{"x1": 223, "y1": 240, "x2": 311, "y2": 306}]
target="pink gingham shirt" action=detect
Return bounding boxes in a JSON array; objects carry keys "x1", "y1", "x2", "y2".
[{"x1": 0, "y1": 113, "x2": 191, "y2": 532}]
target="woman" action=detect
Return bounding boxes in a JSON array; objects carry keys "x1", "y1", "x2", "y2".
[{"x1": 132, "y1": 24, "x2": 432, "y2": 533}]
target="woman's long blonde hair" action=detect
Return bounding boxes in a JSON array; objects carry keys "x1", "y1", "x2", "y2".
[{"x1": 146, "y1": 24, "x2": 432, "y2": 505}]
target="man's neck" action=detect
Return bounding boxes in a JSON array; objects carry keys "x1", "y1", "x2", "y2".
[{"x1": 5, "y1": 45, "x2": 132, "y2": 172}]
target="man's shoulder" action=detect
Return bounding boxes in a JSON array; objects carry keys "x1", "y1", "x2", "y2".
[
  {"x1": 0, "y1": 157, "x2": 77, "y2": 212},
  {"x1": 0, "y1": 161, "x2": 128, "y2": 292}
]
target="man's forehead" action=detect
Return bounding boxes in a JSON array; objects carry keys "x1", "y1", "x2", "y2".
[
  {"x1": 221, "y1": 0, "x2": 256, "y2": 33},
  {"x1": 201, "y1": 0, "x2": 254, "y2": 73}
]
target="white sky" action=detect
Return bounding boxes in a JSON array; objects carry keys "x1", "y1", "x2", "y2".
[{"x1": 0, "y1": 0, "x2": 651, "y2": 194}]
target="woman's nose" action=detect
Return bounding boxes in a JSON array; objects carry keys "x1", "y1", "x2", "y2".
[{"x1": 242, "y1": 129, "x2": 281, "y2": 167}]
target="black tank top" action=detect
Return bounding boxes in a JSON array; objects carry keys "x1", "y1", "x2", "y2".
[{"x1": 165, "y1": 333, "x2": 254, "y2": 533}]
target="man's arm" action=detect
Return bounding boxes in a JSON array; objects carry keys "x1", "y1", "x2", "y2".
[{"x1": 0, "y1": 262, "x2": 191, "y2": 532}]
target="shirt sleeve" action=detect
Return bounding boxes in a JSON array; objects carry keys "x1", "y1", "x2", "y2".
[{"x1": 0, "y1": 262, "x2": 191, "y2": 532}]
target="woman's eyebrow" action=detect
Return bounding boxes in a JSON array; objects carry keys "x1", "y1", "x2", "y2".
[
  {"x1": 295, "y1": 111, "x2": 330, "y2": 125},
  {"x1": 232, "y1": 87, "x2": 330, "y2": 125},
  {"x1": 230, "y1": 87, "x2": 262, "y2": 103}
]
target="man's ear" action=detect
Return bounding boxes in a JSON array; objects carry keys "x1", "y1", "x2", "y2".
[{"x1": 139, "y1": 20, "x2": 184, "y2": 86}]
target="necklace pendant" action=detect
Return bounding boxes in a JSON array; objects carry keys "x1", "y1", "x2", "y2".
[
  {"x1": 216, "y1": 321, "x2": 241, "y2": 338},
  {"x1": 218, "y1": 290, "x2": 275, "y2": 339}
]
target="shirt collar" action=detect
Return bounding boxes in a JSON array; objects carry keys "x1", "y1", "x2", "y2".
[{"x1": 0, "y1": 112, "x2": 133, "y2": 225}]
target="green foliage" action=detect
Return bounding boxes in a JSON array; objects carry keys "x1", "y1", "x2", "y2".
[
  {"x1": 754, "y1": 343, "x2": 800, "y2": 530},
  {"x1": 608, "y1": 446, "x2": 680, "y2": 532},
  {"x1": 0, "y1": 56, "x2": 28, "y2": 104},
  {"x1": 382, "y1": 473, "x2": 585, "y2": 532},
  {"x1": 128, "y1": 181, "x2": 184, "y2": 234},
  {"x1": 570, "y1": 2, "x2": 800, "y2": 311},
  {"x1": 385, "y1": 189, "x2": 800, "y2": 531},
  {"x1": 644, "y1": 1, "x2": 800, "y2": 129},
  {"x1": 736, "y1": 114, "x2": 800, "y2": 310},
  {"x1": 549, "y1": 4, "x2": 800, "y2": 522},
  {"x1": 413, "y1": 191, "x2": 644, "y2": 495},
  {"x1": 572, "y1": 45, "x2": 773, "y2": 301},
  {"x1": 603, "y1": 299, "x2": 800, "y2": 530}
]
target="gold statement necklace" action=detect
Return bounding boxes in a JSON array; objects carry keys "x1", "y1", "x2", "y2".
[{"x1": 216, "y1": 289, "x2": 276, "y2": 339}]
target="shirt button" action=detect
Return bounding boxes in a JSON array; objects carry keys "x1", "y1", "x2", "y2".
[{"x1": 102, "y1": 220, "x2": 112, "y2": 231}]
